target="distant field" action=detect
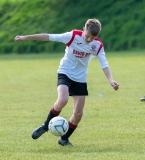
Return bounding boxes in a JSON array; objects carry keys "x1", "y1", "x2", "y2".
[{"x1": 0, "y1": 52, "x2": 145, "y2": 160}]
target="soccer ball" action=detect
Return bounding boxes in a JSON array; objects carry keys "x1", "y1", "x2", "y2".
[{"x1": 48, "y1": 116, "x2": 69, "y2": 136}]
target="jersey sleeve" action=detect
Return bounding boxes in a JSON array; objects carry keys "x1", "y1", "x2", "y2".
[
  {"x1": 97, "y1": 47, "x2": 109, "y2": 69},
  {"x1": 48, "y1": 31, "x2": 72, "y2": 44}
]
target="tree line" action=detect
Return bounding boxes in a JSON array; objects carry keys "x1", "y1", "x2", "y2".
[{"x1": 0, "y1": 0, "x2": 144, "y2": 54}]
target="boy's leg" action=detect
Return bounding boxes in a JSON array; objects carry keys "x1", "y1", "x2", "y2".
[
  {"x1": 58, "y1": 96, "x2": 85, "y2": 146},
  {"x1": 32, "y1": 85, "x2": 69, "y2": 139},
  {"x1": 44, "y1": 85, "x2": 70, "y2": 127}
]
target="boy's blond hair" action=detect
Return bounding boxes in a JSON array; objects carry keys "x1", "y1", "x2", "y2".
[{"x1": 85, "y1": 18, "x2": 101, "y2": 36}]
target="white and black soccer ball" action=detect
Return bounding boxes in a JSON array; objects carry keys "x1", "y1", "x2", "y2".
[{"x1": 48, "y1": 116, "x2": 69, "y2": 136}]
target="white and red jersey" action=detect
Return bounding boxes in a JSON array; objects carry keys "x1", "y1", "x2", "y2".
[{"x1": 49, "y1": 30, "x2": 109, "y2": 82}]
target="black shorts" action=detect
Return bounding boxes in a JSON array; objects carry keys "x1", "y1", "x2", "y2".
[{"x1": 57, "y1": 74, "x2": 88, "y2": 96}]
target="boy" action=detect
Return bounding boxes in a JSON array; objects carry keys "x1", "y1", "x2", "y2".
[{"x1": 14, "y1": 18, "x2": 119, "y2": 146}]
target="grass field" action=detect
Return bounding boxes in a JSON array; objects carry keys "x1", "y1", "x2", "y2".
[{"x1": 0, "y1": 52, "x2": 145, "y2": 160}]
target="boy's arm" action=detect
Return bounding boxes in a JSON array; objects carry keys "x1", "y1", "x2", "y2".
[
  {"x1": 14, "y1": 34, "x2": 49, "y2": 41},
  {"x1": 103, "y1": 67, "x2": 119, "y2": 90}
]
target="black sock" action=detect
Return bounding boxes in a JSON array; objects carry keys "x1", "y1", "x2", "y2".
[
  {"x1": 61, "y1": 121, "x2": 77, "y2": 140},
  {"x1": 44, "y1": 108, "x2": 60, "y2": 130}
]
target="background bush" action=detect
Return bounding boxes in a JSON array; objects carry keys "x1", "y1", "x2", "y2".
[{"x1": 0, "y1": 0, "x2": 144, "y2": 54}]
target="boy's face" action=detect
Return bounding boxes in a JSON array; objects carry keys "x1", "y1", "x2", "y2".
[{"x1": 83, "y1": 27, "x2": 96, "y2": 43}]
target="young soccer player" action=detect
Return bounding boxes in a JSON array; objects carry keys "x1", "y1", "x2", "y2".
[{"x1": 14, "y1": 18, "x2": 119, "y2": 146}]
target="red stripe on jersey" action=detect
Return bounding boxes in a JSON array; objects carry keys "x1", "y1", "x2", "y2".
[
  {"x1": 94, "y1": 37, "x2": 103, "y2": 55},
  {"x1": 66, "y1": 30, "x2": 83, "y2": 47}
]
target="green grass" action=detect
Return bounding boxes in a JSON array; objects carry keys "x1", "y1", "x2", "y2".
[
  {"x1": 0, "y1": 0, "x2": 23, "y2": 4},
  {"x1": 0, "y1": 52, "x2": 145, "y2": 160}
]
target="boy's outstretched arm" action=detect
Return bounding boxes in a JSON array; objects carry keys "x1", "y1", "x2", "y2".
[
  {"x1": 14, "y1": 34, "x2": 49, "y2": 42},
  {"x1": 103, "y1": 67, "x2": 119, "y2": 91}
]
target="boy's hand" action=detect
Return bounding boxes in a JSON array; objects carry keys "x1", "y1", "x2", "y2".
[
  {"x1": 110, "y1": 81, "x2": 119, "y2": 90},
  {"x1": 14, "y1": 36, "x2": 25, "y2": 42}
]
